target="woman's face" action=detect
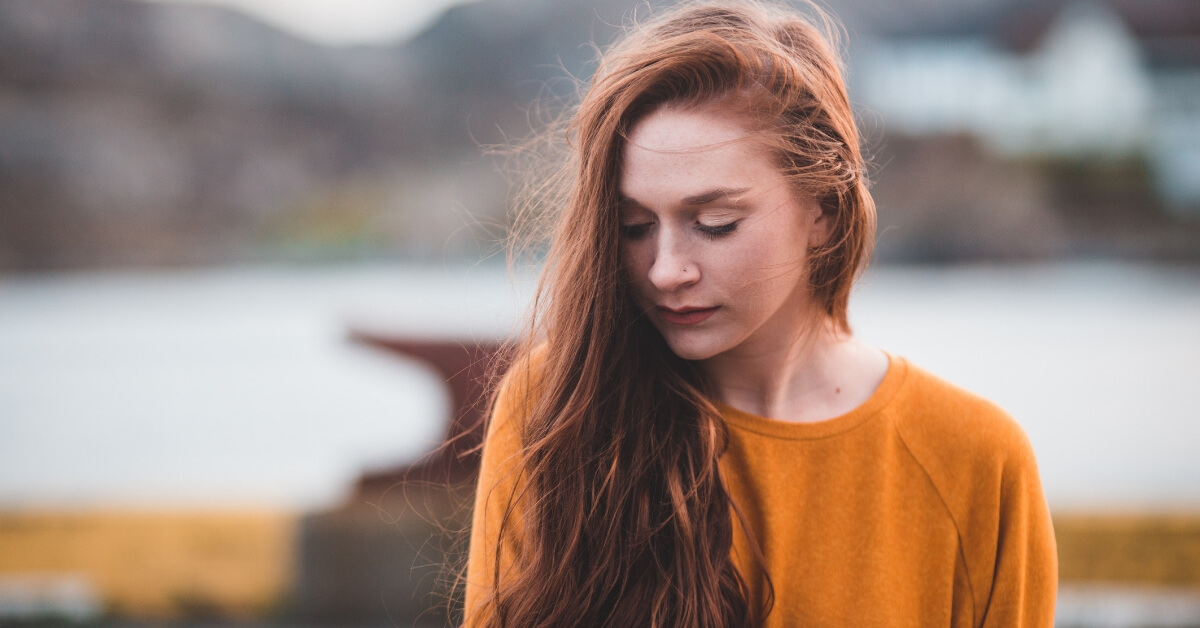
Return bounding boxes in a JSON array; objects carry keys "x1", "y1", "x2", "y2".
[{"x1": 618, "y1": 106, "x2": 831, "y2": 362}]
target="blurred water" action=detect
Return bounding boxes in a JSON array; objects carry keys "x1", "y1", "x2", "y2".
[
  {"x1": 0, "y1": 264, "x2": 532, "y2": 511},
  {"x1": 0, "y1": 262, "x2": 1197, "y2": 512}
]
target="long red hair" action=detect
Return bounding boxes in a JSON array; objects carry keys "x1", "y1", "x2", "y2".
[{"x1": 472, "y1": 2, "x2": 874, "y2": 625}]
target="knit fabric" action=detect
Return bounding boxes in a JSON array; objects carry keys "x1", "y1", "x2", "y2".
[{"x1": 465, "y1": 355, "x2": 1057, "y2": 627}]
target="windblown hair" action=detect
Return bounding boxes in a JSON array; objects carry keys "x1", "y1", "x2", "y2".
[{"x1": 471, "y1": 2, "x2": 875, "y2": 626}]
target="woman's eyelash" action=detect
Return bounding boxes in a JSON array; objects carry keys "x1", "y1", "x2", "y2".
[
  {"x1": 697, "y1": 221, "x2": 739, "y2": 238},
  {"x1": 619, "y1": 223, "x2": 652, "y2": 239},
  {"x1": 619, "y1": 221, "x2": 739, "y2": 239}
]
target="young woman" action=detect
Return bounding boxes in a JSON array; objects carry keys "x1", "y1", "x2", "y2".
[{"x1": 464, "y1": 2, "x2": 1057, "y2": 626}]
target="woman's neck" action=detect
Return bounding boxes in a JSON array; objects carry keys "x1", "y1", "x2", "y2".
[{"x1": 699, "y1": 321, "x2": 889, "y2": 424}]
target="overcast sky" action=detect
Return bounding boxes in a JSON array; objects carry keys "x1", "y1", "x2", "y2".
[{"x1": 146, "y1": 0, "x2": 482, "y2": 46}]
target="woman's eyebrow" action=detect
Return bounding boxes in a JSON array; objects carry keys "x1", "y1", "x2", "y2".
[
  {"x1": 681, "y1": 187, "x2": 751, "y2": 206},
  {"x1": 617, "y1": 195, "x2": 647, "y2": 212},
  {"x1": 617, "y1": 186, "x2": 752, "y2": 210}
]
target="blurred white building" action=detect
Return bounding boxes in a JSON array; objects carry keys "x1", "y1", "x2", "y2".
[{"x1": 856, "y1": 1, "x2": 1200, "y2": 211}]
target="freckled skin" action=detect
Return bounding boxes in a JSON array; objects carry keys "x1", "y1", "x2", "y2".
[{"x1": 618, "y1": 107, "x2": 831, "y2": 363}]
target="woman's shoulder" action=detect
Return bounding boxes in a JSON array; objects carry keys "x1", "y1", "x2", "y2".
[
  {"x1": 474, "y1": 345, "x2": 549, "y2": 516},
  {"x1": 487, "y1": 343, "x2": 550, "y2": 440},
  {"x1": 886, "y1": 356, "x2": 1041, "y2": 487},
  {"x1": 494, "y1": 342, "x2": 548, "y2": 402},
  {"x1": 884, "y1": 357, "x2": 1056, "y2": 616}
]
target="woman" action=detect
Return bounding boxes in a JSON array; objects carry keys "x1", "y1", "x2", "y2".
[{"x1": 464, "y1": 2, "x2": 1057, "y2": 626}]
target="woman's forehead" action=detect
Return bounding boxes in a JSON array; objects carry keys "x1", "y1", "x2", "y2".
[
  {"x1": 624, "y1": 107, "x2": 756, "y2": 155},
  {"x1": 618, "y1": 107, "x2": 793, "y2": 210}
]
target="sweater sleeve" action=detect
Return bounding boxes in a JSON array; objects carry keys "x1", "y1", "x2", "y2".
[
  {"x1": 463, "y1": 361, "x2": 533, "y2": 625},
  {"x1": 890, "y1": 364, "x2": 1058, "y2": 628},
  {"x1": 977, "y1": 427, "x2": 1058, "y2": 628}
]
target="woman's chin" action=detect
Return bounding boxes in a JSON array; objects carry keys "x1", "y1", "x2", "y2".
[{"x1": 660, "y1": 332, "x2": 727, "y2": 362}]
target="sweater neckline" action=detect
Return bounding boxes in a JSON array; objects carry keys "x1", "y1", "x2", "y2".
[{"x1": 715, "y1": 353, "x2": 909, "y2": 440}]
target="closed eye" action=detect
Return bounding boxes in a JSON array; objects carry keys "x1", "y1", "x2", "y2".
[
  {"x1": 697, "y1": 221, "x2": 739, "y2": 239},
  {"x1": 619, "y1": 223, "x2": 653, "y2": 240}
]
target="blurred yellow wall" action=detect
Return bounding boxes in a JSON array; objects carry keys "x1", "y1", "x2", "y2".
[
  {"x1": 0, "y1": 511, "x2": 295, "y2": 618},
  {"x1": 1055, "y1": 514, "x2": 1200, "y2": 587},
  {"x1": 1, "y1": 510, "x2": 1197, "y2": 619}
]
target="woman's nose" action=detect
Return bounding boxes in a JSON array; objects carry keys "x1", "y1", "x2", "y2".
[{"x1": 647, "y1": 232, "x2": 700, "y2": 292}]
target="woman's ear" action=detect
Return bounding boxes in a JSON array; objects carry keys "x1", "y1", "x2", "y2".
[{"x1": 807, "y1": 197, "x2": 835, "y2": 248}]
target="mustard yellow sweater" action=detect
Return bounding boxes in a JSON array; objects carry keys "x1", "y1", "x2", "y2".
[{"x1": 465, "y1": 355, "x2": 1058, "y2": 626}]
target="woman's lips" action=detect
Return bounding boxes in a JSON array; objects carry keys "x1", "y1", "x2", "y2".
[{"x1": 657, "y1": 305, "x2": 719, "y2": 325}]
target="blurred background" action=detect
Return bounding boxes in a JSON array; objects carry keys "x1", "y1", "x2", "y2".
[{"x1": 0, "y1": 0, "x2": 1197, "y2": 625}]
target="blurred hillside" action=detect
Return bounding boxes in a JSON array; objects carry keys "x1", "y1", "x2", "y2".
[{"x1": 1, "y1": 0, "x2": 1198, "y2": 270}]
